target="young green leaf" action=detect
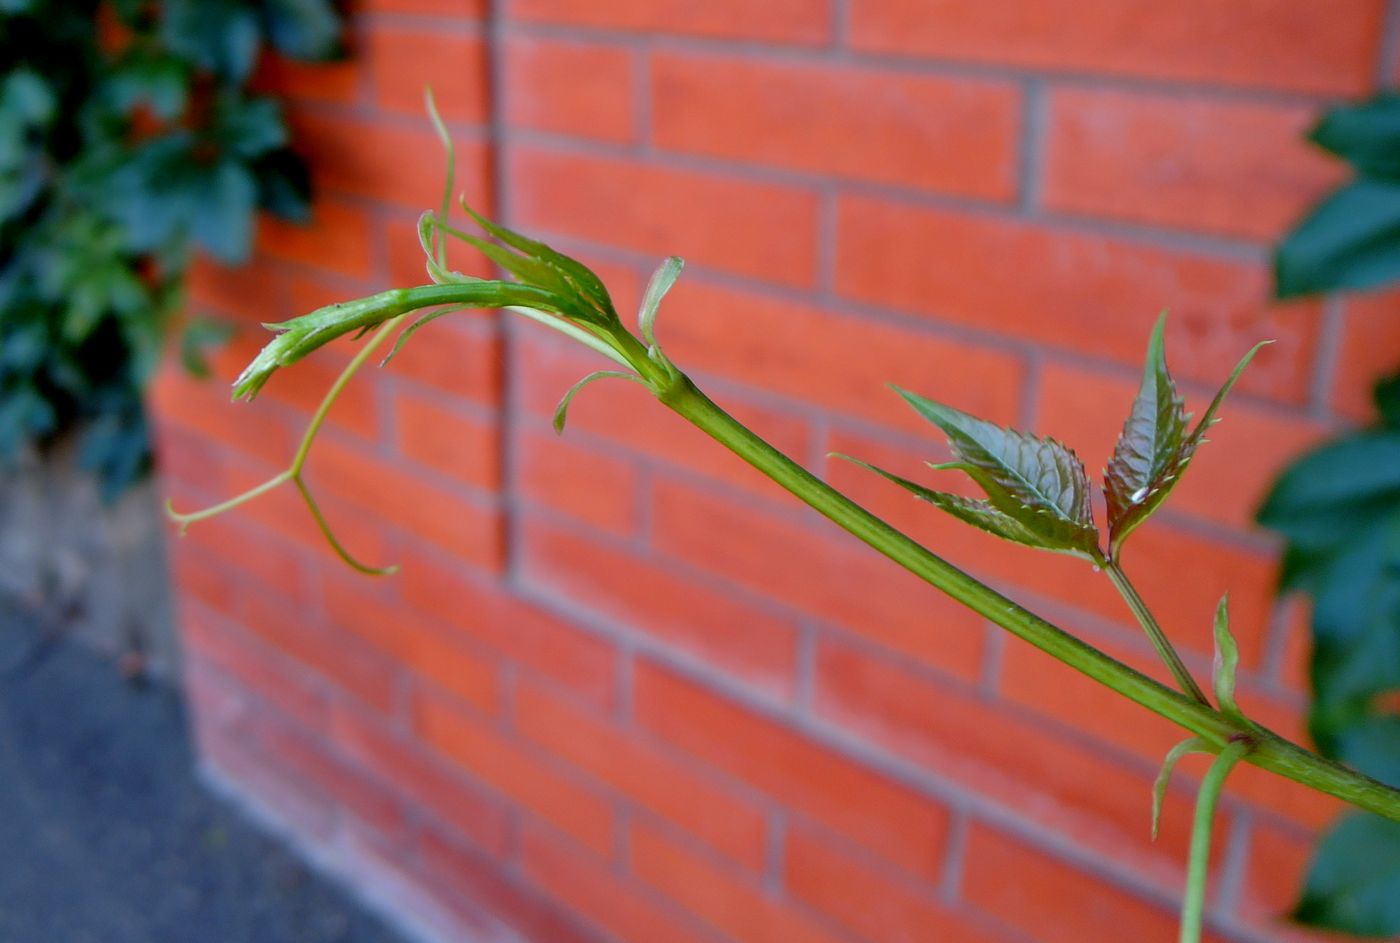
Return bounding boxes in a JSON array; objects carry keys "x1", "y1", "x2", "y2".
[
  {"x1": 1294, "y1": 813, "x2": 1400, "y2": 936},
  {"x1": 639, "y1": 256, "x2": 684, "y2": 347},
  {"x1": 1211, "y1": 594, "x2": 1245, "y2": 722},
  {"x1": 1105, "y1": 315, "x2": 1268, "y2": 557},
  {"x1": 1152, "y1": 737, "x2": 1209, "y2": 841},
  {"x1": 892, "y1": 387, "x2": 1100, "y2": 558}
]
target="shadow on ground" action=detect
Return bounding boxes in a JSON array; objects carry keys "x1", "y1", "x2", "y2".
[{"x1": 0, "y1": 608, "x2": 408, "y2": 943}]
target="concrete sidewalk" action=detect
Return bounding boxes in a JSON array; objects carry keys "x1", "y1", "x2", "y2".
[{"x1": 0, "y1": 608, "x2": 408, "y2": 943}]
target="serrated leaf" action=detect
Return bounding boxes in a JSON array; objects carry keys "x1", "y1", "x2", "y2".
[
  {"x1": 639, "y1": 256, "x2": 684, "y2": 346},
  {"x1": 261, "y1": 0, "x2": 343, "y2": 61},
  {"x1": 553, "y1": 370, "x2": 642, "y2": 434},
  {"x1": 1211, "y1": 594, "x2": 1245, "y2": 722},
  {"x1": 1106, "y1": 316, "x2": 1267, "y2": 556},
  {"x1": 893, "y1": 387, "x2": 1100, "y2": 557},
  {"x1": 1105, "y1": 313, "x2": 1189, "y2": 553},
  {"x1": 1294, "y1": 813, "x2": 1400, "y2": 936},
  {"x1": 1275, "y1": 179, "x2": 1400, "y2": 298},
  {"x1": 1152, "y1": 737, "x2": 1209, "y2": 841},
  {"x1": 833, "y1": 454, "x2": 1071, "y2": 550},
  {"x1": 1376, "y1": 372, "x2": 1400, "y2": 429}
]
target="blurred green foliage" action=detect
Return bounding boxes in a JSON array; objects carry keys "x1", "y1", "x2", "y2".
[
  {"x1": 1263, "y1": 92, "x2": 1400, "y2": 937},
  {"x1": 0, "y1": 0, "x2": 341, "y2": 499}
]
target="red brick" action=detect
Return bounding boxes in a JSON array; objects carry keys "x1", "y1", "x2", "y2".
[
  {"x1": 414, "y1": 691, "x2": 617, "y2": 854},
  {"x1": 365, "y1": 0, "x2": 483, "y2": 14},
  {"x1": 814, "y1": 640, "x2": 1211, "y2": 886},
  {"x1": 660, "y1": 280, "x2": 1024, "y2": 433},
  {"x1": 505, "y1": 37, "x2": 635, "y2": 143},
  {"x1": 522, "y1": 517, "x2": 799, "y2": 700},
  {"x1": 1236, "y1": 824, "x2": 1353, "y2": 942},
  {"x1": 311, "y1": 437, "x2": 505, "y2": 569},
  {"x1": 323, "y1": 573, "x2": 501, "y2": 713},
  {"x1": 963, "y1": 825, "x2": 1183, "y2": 943},
  {"x1": 519, "y1": 333, "x2": 810, "y2": 503},
  {"x1": 253, "y1": 52, "x2": 362, "y2": 106},
  {"x1": 516, "y1": 679, "x2": 770, "y2": 869},
  {"x1": 653, "y1": 53, "x2": 1019, "y2": 200},
  {"x1": 418, "y1": 829, "x2": 603, "y2": 943},
  {"x1": 510, "y1": 0, "x2": 830, "y2": 44},
  {"x1": 185, "y1": 255, "x2": 291, "y2": 324},
  {"x1": 241, "y1": 591, "x2": 399, "y2": 712},
  {"x1": 400, "y1": 550, "x2": 617, "y2": 709},
  {"x1": 241, "y1": 708, "x2": 408, "y2": 842},
  {"x1": 521, "y1": 825, "x2": 713, "y2": 943},
  {"x1": 848, "y1": 0, "x2": 1382, "y2": 95},
  {"x1": 150, "y1": 364, "x2": 298, "y2": 468},
  {"x1": 630, "y1": 820, "x2": 847, "y2": 943},
  {"x1": 394, "y1": 390, "x2": 500, "y2": 490},
  {"x1": 368, "y1": 26, "x2": 489, "y2": 123},
  {"x1": 168, "y1": 543, "x2": 242, "y2": 618},
  {"x1": 786, "y1": 824, "x2": 1008, "y2": 943},
  {"x1": 634, "y1": 661, "x2": 950, "y2": 880},
  {"x1": 1034, "y1": 360, "x2": 1329, "y2": 532},
  {"x1": 510, "y1": 147, "x2": 821, "y2": 288},
  {"x1": 183, "y1": 609, "x2": 330, "y2": 728},
  {"x1": 835, "y1": 194, "x2": 1320, "y2": 404},
  {"x1": 386, "y1": 314, "x2": 502, "y2": 407},
  {"x1": 289, "y1": 109, "x2": 491, "y2": 211},
  {"x1": 1335, "y1": 290, "x2": 1400, "y2": 421},
  {"x1": 331, "y1": 703, "x2": 514, "y2": 855},
  {"x1": 649, "y1": 476, "x2": 987, "y2": 681},
  {"x1": 518, "y1": 430, "x2": 638, "y2": 537},
  {"x1": 1044, "y1": 89, "x2": 1341, "y2": 242},
  {"x1": 220, "y1": 456, "x2": 395, "y2": 570},
  {"x1": 255, "y1": 197, "x2": 376, "y2": 279},
  {"x1": 178, "y1": 510, "x2": 311, "y2": 605}
]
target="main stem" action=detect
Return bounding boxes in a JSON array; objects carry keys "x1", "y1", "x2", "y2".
[
  {"x1": 645, "y1": 369, "x2": 1400, "y2": 822},
  {"x1": 1103, "y1": 561, "x2": 1210, "y2": 706}
]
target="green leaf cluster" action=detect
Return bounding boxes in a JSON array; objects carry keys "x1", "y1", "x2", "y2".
[
  {"x1": 845, "y1": 314, "x2": 1259, "y2": 567},
  {"x1": 1276, "y1": 93, "x2": 1400, "y2": 298},
  {"x1": 0, "y1": 0, "x2": 339, "y2": 498}
]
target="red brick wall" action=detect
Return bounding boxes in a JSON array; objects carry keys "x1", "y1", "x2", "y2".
[{"x1": 152, "y1": 2, "x2": 1398, "y2": 941}]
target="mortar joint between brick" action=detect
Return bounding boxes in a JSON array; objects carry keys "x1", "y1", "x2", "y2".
[
  {"x1": 978, "y1": 621, "x2": 1008, "y2": 695},
  {"x1": 1306, "y1": 295, "x2": 1347, "y2": 419},
  {"x1": 763, "y1": 809, "x2": 789, "y2": 893},
  {"x1": 938, "y1": 806, "x2": 973, "y2": 904},
  {"x1": 1214, "y1": 806, "x2": 1254, "y2": 924},
  {"x1": 1016, "y1": 78, "x2": 1048, "y2": 214}
]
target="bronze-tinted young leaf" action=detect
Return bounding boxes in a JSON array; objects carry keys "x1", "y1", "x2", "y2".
[
  {"x1": 1106, "y1": 314, "x2": 1269, "y2": 556},
  {"x1": 833, "y1": 454, "x2": 1068, "y2": 551},
  {"x1": 1105, "y1": 313, "x2": 1189, "y2": 553},
  {"x1": 891, "y1": 387, "x2": 1100, "y2": 557}
]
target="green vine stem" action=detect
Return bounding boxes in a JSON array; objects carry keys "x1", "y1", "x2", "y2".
[
  {"x1": 1180, "y1": 739, "x2": 1251, "y2": 943},
  {"x1": 1102, "y1": 559, "x2": 1210, "y2": 706}
]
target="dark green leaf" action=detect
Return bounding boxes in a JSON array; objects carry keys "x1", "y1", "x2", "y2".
[
  {"x1": 1375, "y1": 372, "x2": 1400, "y2": 429},
  {"x1": 180, "y1": 317, "x2": 236, "y2": 378},
  {"x1": 260, "y1": 0, "x2": 343, "y2": 61},
  {"x1": 1310, "y1": 93, "x2": 1400, "y2": 179},
  {"x1": 1294, "y1": 813, "x2": 1400, "y2": 936},
  {"x1": 190, "y1": 160, "x2": 257, "y2": 263},
  {"x1": 251, "y1": 148, "x2": 311, "y2": 221},
  {"x1": 1332, "y1": 714, "x2": 1400, "y2": 788},
  {"x1": 214, "y1": 92, "x2": 288, "y2": 159},
  {"x1": 106, "y1": 56, "x2": 189, "y2": 121},
  {"x1": 891, "y1": 388, "x2": 1100, "y2": 557},
  {"x1": 1275, "y1": 179, "x2": 1400, "y2": 298},
  {"x1": 161, "y1": 0, "x2": 262, "y2": 81},
  {"x1": 1257, "y1": 432, "x2": 1400, "y2": 529}
]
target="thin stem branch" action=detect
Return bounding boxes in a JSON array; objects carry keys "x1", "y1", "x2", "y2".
[
  {"x1": 1103, "y1": 560, "x2": 1210, "y2": 706},
  {"x1": 1180, "y1": 740, "x2": 1251, "y2": 943}
]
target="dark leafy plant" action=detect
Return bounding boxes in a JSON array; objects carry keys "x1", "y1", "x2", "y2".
[
  {"x1": 167, "y1": 99, "x2": 1400, "y2": 942},
  {"x1": 0, "y1": 0, "x2": 341, "y2": 498},
  {"x1": 1260, "y1": 91, "x2": 1400, "y2": 938}
]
